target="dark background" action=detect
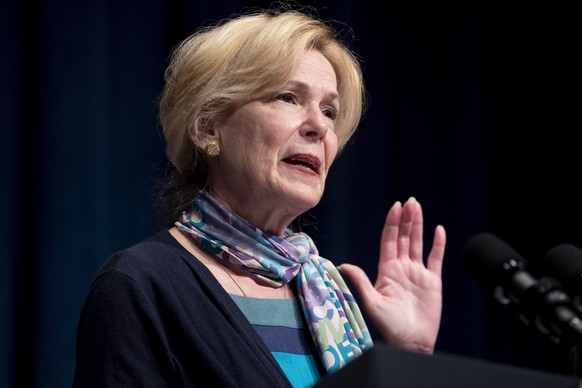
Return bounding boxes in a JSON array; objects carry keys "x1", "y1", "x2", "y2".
[{"x1": 1, "y1": 0, "x2": 580, "y2": 387}]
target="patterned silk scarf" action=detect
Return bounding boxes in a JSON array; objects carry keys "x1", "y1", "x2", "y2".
[{"x1": 175, "y1": 190, "x2": 373, "y2": 374}]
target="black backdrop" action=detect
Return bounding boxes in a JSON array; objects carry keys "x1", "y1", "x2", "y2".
[{"x1": 2, "y1": 0, "x2": 580, "y2": 387}]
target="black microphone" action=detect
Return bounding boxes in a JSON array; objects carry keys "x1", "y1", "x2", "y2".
[
  {"x1": 543, "y1": 243, "x2": 582, "y2": 299},
  {"x1": 462, "y1": 232, "x2": 582, "y2": 345}
]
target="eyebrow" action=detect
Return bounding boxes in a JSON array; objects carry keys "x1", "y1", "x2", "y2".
[{"x1": 286, "y1": 80, "x2": 339, "y2": 101}]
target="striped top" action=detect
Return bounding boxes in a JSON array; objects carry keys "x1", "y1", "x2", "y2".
[{"x1": 230, "y1": 294, "x2": 322, "y2": 387}]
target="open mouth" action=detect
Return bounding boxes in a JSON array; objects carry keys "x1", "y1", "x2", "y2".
[{"x1": 282, "y1": 154, "x2": 321, "y2": 174}]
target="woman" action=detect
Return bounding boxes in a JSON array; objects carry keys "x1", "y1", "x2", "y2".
[{"x1": 74, "y1": 6, "x2": 446, "y2": 388}]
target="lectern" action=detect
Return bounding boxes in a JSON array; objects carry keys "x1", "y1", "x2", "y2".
[{"x1": 315, "y1": 344, "x2": 581, "y2": 388}]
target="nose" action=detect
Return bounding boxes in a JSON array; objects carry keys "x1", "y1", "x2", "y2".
[{"x1": 300, "y1": 104, "x2": 329, "y2": 140}]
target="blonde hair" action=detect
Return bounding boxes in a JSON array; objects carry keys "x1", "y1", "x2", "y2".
[{"x1": 159, "y1": 7, "x2": 365, "y2": 173}]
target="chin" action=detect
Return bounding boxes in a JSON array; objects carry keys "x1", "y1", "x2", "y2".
[{"x1": 286, "y1": 187, "x2": 323, "y2": 211}]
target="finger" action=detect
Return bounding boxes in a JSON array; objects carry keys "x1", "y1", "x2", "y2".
[
  {"x1": 426, "y1": 225, "x2": 446, "y2": 277},
  {"x1": 379, "y1": 201, "x2": 402, "y2": 263},
  {"x1": 397, "y1": 197, "x2": 417, "y2": 258},
  {"x1": 408, "y1": 199, "x2": 424, "y2": 263},
  {"x1": 337, "y1": 263, "x2": 376, "y2": 308}
]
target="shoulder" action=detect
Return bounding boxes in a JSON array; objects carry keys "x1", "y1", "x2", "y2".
[
  {"x1": 82, "y1": 229, "x2": 233, "y2": 317},
  {"x1": 92, "y1": 230, "x2": 208, "y2": 291}
]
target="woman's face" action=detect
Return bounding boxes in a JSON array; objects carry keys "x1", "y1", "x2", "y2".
[{"x1": 210, "y1": 50, "x2": 339, "y2": 234}]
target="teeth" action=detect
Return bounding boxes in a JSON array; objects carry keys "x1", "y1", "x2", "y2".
[{"x1": 285, "y1": 157, "x2": 315, "y2": 171}]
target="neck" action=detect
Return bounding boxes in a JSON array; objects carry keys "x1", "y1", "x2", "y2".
[{"x1": 207, "y1": 188, "x2": 303, "y2": 236}]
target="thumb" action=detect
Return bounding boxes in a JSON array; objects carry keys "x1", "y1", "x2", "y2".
[{"x1": 338, "y1": 263, "x2": 376, "y2": 303}]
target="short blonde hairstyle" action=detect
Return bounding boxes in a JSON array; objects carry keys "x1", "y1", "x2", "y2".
[{"x1": 159, "y1": 8, "x2": 365, "y2": 175}]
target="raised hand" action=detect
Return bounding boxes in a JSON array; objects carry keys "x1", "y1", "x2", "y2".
[{"x1": 338, "y1": 197, "x2": 446, "y2": 353}]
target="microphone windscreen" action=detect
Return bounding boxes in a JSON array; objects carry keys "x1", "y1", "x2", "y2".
[
  {"x1": 542, "y1": 243, "x2": 582, "y2": 292},
  {"x1": 461, "y1": 232, "x2": 526, "y2": 289}
]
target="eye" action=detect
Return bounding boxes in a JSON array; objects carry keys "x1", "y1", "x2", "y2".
[
  {"x1": 322, "y1": 105, "x2": 338, "y2": 121},
  {"x1": 276, "y1": 92, "x2": 297, "y2": 104}
]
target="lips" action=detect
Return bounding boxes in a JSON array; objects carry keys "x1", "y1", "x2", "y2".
[{"x1": 282, "y1": 153, "x2": 321, "y2": 174}]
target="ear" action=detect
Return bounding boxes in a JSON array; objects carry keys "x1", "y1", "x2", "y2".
[{"x1": 189, "y1": 116, "x2": 220, "y2": 151}]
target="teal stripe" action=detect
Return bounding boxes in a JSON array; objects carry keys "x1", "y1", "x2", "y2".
[
  {"x1": 230, "y1": 294, "x2": 304, "y2": 328},
  {"x1": 272, "y1": 352, "x2": 320, "y2": 388},
  {"x1": 230, "y1": 294, "x2": 322, "y2": 386}
]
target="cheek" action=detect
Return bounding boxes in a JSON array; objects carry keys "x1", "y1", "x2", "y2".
[
  {"x1": 255, "y1": 127, "x2": 294, "y2": 161},
  {"x1": 239, "y1": 138, "x2": 280, "y2": 170}
]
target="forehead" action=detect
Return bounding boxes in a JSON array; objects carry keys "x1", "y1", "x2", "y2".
[
  {"x1": 295, "y1": 50, "x2": 336, "y2": 78},
  {"x1": 290, "y1": 50, "x2": 338, "y2": 97}
]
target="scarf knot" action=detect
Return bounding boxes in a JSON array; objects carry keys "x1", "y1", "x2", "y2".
[{"x1": 283, "y1": 232, "x2": 315, "y2": 264}]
